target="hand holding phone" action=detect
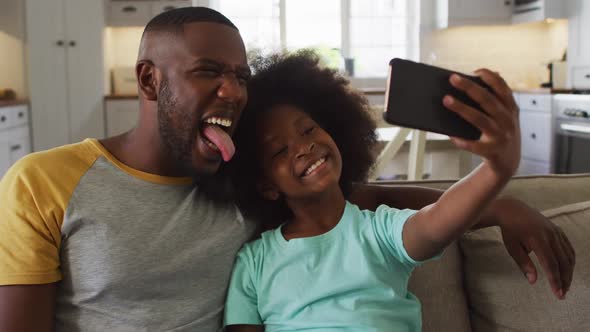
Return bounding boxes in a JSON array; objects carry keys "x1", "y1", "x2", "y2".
[
  {"x1": 384, "y1": 58, "x2": 521, "y2": 178},
  {"x1": 384, "y1": 58, "x2": 491, "y2": 140}
]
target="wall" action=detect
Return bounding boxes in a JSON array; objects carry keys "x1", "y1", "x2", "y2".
[
  {"x1": 0, "y1": 0, "x2": 27, "y2": 98},
  {"x1": 420, "y1": 20, "x2": 568, "y2": 89},
  {"x1": 105, "y1": 15, "x2": 569, "y2": 92},
  {"x1": 104, "y1": 27, "x2": 144, "y2": 94}
]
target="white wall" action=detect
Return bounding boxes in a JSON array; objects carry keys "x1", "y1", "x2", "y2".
[
  {"x1": 0, "y1": 0, "x2": 27, "y2": 98},
  {"x1": 420, "y1": 20, "x2": 568, "y2": 89},
  {"x1": 104, "y1": 27, "x2": 144, "y2": 94}
]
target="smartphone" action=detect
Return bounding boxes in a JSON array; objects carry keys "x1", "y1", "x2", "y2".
[{"x1": 383, "y1": 58, "x2": 491, "y2": 140}]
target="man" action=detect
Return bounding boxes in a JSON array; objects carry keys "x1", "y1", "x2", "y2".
[{"x1": 0, "y1": 7, "x2": 575, "y2": 332}]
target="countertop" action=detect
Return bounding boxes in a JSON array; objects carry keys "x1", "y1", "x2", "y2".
[
  {"x1": 359, "y1": 87, "x2": 386, "y2": 95},
  {"x1": 362, "y1": 87, "x2": 581, "y2": 95},
  {"x1": 505, "y1": 88, "x2": 588, "y2": 94},
  {"x1": 0, "y1": 99, "x2": 28, "y2": 107},
  {"x1": 511, "y1": 88, "x2": 584, "y2": 94}
]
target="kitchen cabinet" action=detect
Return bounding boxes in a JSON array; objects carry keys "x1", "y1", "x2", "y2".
[
  {"x1": 515, "y1": 92, "x2": 554, "y2": 175},
  {"x1": 435, "y1": 0, "x2": 513, "y2": 29},
  {"x1": 0, "y1": 105, "x2": 31, "y2": 178},
  {"x1": 26, "y1": 0, "x2": 105, "y2": 151},
  {"x1": 104, "y1": 98, "x2": 139, "y2": 137},
  {"x1": 106, "y1": 0, "x2": 192, "y2": 27},
  {"x1": 567, "y1": 0, "x2": 590, "y2": 89}
]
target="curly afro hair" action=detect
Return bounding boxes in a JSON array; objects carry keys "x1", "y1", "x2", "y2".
[{"x1": 230, "y1": 50, "x2": 378, "y2": 230}]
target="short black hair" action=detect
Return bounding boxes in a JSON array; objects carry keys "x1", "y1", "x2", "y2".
[
  {"x1": 230, "y1": 50, "x2": 378, "y2": 230},
  {"x1": 143, "y1": 6, "x2": 238, "y2": 35}
]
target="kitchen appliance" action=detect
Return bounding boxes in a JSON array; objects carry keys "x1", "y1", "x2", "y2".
[
  {"x1": 542, "y1": 61, "x2": 568, "y2": 89},
  {"x1": 551, "y1": 61, "x2": 568, "y2": 90},
  {"x1": 553, "y1": 94, "x2": 590, "y2": 173}
]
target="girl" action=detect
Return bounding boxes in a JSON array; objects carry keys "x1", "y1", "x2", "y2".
[{"x1": 225, "y1": 51, "x2": 520, "y2": 331}]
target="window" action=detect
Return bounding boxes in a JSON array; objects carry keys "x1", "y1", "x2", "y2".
[
  {"x1": 209, "y1": 0, "x2": 418, "y2": 78},
  {"x1": 285, "y1": 0, "x2": 341, "y2": 49},
  {"x1": 350, "y1": 0, "x2": 416, "y2": 77},
  {"x1": 214, "y1": 0, "x2": 281, "y2": 52}
]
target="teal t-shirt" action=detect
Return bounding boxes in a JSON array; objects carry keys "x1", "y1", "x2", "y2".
[{"x1": 225, "y1": 201, "x2": 434, "y2": 331}]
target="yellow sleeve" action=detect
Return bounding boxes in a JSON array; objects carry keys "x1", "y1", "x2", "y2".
[{"x1": 0, "y1": 140, "x2": 98, "y2": 285}]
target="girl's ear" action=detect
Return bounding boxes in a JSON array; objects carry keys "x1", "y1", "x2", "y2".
[{"x1": 256, "y1": 181, "x2": 280, "y2": 201}]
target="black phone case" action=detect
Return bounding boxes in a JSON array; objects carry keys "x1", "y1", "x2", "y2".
[{"x1": 383, "y1": 58, "x2": 490, "y2": 140}]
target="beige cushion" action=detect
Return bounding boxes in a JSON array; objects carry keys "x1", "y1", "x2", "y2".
[
  {"x1": 409, "y1": 242, "x2": 471, "y2": 332},
  {"x1": 374, "y1": 173, "x2": 590, "y2": 211},
  {"x1": 459, "y1": 201, "x2": 590, "y2": 331}
]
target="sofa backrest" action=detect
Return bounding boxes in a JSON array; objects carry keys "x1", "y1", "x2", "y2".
[
  {"x1": 373, "y1": 174, "x2": 590, "y2": 332},
  {"x1": 374, "y1": 174, "x2": 590, "y2": 211}
]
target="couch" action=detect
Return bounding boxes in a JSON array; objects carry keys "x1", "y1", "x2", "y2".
[{"x1": 374, "y1": 174, "x2": 590, "y2": 332}]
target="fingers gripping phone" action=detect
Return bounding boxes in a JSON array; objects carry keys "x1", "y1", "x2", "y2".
[{"x1": 383, "y1": 58, "x2": 491, "y2": 140}]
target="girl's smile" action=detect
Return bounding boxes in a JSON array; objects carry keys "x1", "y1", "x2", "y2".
[{"x1": 301, "y1": 156, "x2": 327, "y2": 178}]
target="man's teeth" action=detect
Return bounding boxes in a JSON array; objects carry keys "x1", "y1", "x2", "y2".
[
  {"x1": 204, "y1": 117, "x2": 232, "y2": 128},
  {"x1": 304, "y1": 158, "x2": 326, "y2": 176}
]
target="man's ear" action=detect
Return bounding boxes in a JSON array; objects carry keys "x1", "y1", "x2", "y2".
[
  {"x1": 257, "y1": 181, "x2": 280, "y2": 201},
  {"x1": 136, "y1": 60, "x2": 158, "y2": 101}
]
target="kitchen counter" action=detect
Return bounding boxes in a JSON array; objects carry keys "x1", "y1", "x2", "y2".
[
  {"x1": 512, "y1": 88, "x2": 586, "y2": 94},
  {"x1": 513, "y1": 88, "x2": 551, "y2": 94},
  {"x1": 0, "y1": 99, "x2": 28, "y2": 107},
  {"x1": 359, "y1": 87, "x2": 386, "y2": 95}
]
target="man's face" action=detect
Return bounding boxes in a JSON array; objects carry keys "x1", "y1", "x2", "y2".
[{"x1": 156, "y1": 22, "x2": 249, "y2": 176}]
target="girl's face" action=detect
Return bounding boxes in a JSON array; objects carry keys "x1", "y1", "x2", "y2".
[{"x1": 255, "y1": 104, "x2": 343, "y2": 202}]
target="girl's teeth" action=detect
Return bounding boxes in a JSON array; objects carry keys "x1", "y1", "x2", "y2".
[{"x1": 304, "y1": 158, "x2": 326, "y2": 176}]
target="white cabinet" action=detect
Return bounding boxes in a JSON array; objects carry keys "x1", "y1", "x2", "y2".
[
  {"x1": 436, "y1": 0, "x2": 513, "y2": 29},
  {"x1": 108, "y1": 1, "x2": 153, "y2": 26},
  {"x1": 0, "y1": 105, "x2": 31, "y2": 179},
  {"x1": 568, "y1": 0, "x2": 590, "y2": 89},
  {"x1": 518, "y1": 158, "x2": 551, "y2": 176},
  {"x1": 151, "y1": 1, "x2": 192, "y2": 16},
  {"x1": 104, "y1": 99, "x2": 139, "y2": 137},
  {"x1": 106, "y1": 0, "x2": 192, "y2": 26},
  {"x1": 515, "y1": 93, "x2": 554, "y2": 175},
  {"x1": 520, "y1": 110, "x2": 552, "y2": 161},
  {"x1": 26, "y1": 0, "x2": 105, "y2": 151}
]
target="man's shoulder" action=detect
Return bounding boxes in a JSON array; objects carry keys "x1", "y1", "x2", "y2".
[
  {"x1": 11, "y1": 139, "x2": 99, "y2": 175},
  {"x1": 1, "y1": 139, "x2": 102, "y2": 197}
]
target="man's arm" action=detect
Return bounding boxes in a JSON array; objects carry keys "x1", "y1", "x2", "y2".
[
  {"x1": 349, "y1": 183, "x2": 443, "y2": 211},
  {"x1": 350, "y1": 182, "x2": 528, "y2": 228},
  {"x1": 226, "y1": 325, "x2": 264, "y2": 332},
  {"x1": 349, "y1": 182, "x2": 575, "y2": 299},
  {"x1": 0, "y1": 283, "x2": 57, "y2": 332}
]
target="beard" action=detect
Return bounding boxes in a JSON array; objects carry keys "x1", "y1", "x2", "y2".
[
  {"x1": 157, "y1": 78, "x2": 199, "y2": 176},
  {"x1": 157, "y1": 78, "x2": 235, "y2": 203}
]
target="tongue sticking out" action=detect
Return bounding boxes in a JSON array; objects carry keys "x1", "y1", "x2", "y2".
[{"x1": 202, "y1": 125, "x2": 236, "y2": 162}]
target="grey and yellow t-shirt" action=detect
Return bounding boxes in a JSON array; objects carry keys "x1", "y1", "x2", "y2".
[{"x1": 0, "y1": 138, "x2": 255, "y2": 331}]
